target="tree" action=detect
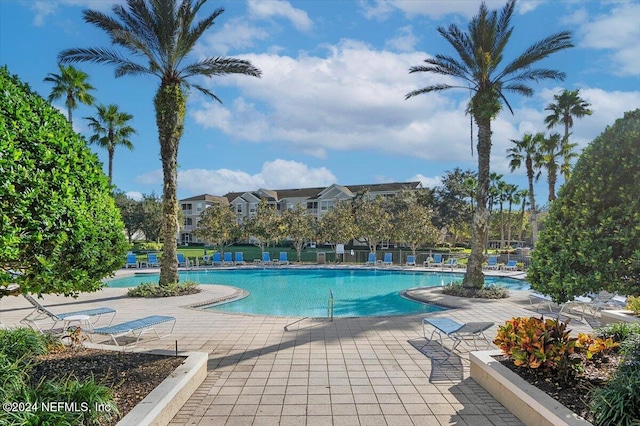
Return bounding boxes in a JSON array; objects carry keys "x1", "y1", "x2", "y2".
[
  {"x1": 318, "y1": 200, "x2": 357, "y2": 260},
  {"x1": 503, "y1": 183, "x2": 519, "y2": 248},
  {"x1": 85, "y1": 104, "x2": 136, "y2": 186},
  {"x1": 507, "y1": 132, "x2": 544, "y2": 245},
  {"x1": 434, "y1": 168, "x2": 476, "y2": 244},
  {"x1": 515, "y1": 189, "x2": 529, "y2": 243},
  {"x1": 536, "y1": 133, "x2": 563, "y2": 203},
  {"x1": 352, "y1": 193, "x2": 392, "y2": 253},
  {"x1": 528, "y1": 109, "x2": 640, "y2": 303},
  {"x1": 390, "y1": 193, "x2": 439, "y2": 257},
  {"x1": 0, "y1": 66, "x2": 127, "y2": 296},
  {"x1": 139, "y1": 193, "x2": 163, "y2": 243},
  {"x1": 544, "y1": 89, "x2": 593, "y2": 182},
  {"x1": 406, "y1": 0, "x2": 572, "y2": 289},
  {"x1": 243, "y1": 199, "x2": 282, "y2": 253},
  {"x1": 60, "y1": 0, "x2": 261, "y2": 286},
  {"x1": 281, "y1": 205, "x2": 317, "y2": 262},
  {"x1": 114, "y1": 190, "x2": 144, "y2": 243},
  {"x1": 193, "y1": 203, "x2": 239, "y2": 253},
  {"x1": 43, "y1": 64, "x2": 95, "y2": 126}
]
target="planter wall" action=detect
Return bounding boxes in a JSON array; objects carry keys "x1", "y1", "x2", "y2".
[
  {"x1": 600, "y1": 310, "x2": 640, "y2": 325},
  {"x1": 470, "y1": 350, "x2": 592, "y2": 426}
]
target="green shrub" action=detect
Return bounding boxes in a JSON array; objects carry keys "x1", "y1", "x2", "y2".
[
  {"x1": 626, "y1": 296, "x2": 640, "y2": 315},
  {"x1": 619, "y1": 334, "x2": 640, "y2": 363},
  {"x1": 0, "y1": 352, "x2": 28, "y2": 401},
  {"x1": 0, "y1": 328, "x2": 49, "y2": 361},
  {"x1": 442, "y1": 282, "x2": 508, "y2": 299},
  {"x1": 590, "y1": 365, "x2": 640, "y2": 426},
  {"x1": 528, "y1": 109, "x2": 640, "y2": 302},
  {"x1": 127, "y1": 281, "x2": 200, "y2": 298},
  {"x1": 595, "y1": 322, "x2": 640, "y2": 342}
]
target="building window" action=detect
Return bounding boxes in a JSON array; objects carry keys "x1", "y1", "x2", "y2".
[
  {"x1": 184, "y1": 217, "x2": 193, "y2": 226},
  {"x1": 320, "y1": 200, "x2": 334, "y2": 211},
  {"x1": 249, "y1": 203, "x2": 257, "y2": 213},
  {"x1": 236, "y1": 204, "x2": 243, "y2": 213},
  {"x1": 196, "y1": 202, "x2": 203, "y2": 212},
  {"x1": 182, "y1": 203, "x2": 192, "y2": 211}
]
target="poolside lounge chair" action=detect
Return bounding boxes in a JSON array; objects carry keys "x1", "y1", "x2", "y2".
[
  {"x1": 382, "y1": 252, "x2": 393, "y2": 266},
  {"x1": 278, "y1": 252, "x2": 289, "y2": 265},
  {"x1": 447, "y1": 258, "x2": 459, "y2": 269},
  {"x1": 484, "y1": 256, "x2": 499, "y2": 270},
  {"x1": 425, "y1": 254, "x2": 444, "y2": 267},
  {"x1": 235, "y1": 252, "x2": 246, "y2": 265},
  {"x1": 423, "y1": 317, "x2": 494, "y2": 351},
  {"x1": 262, "y1": 252, "x2": 272, "y2": 265},
  {"x1": 177, "y1": 253, "x2": 189, "y2": 267},
  {"x1": 89, "y1": 315, "x2": 176, "y2": 347},
  {"x1": 147, "y1": 253, "x2": 160, "y2": 267},
  {"x1": 212, "y1": 252, "x2": 223, "y2": 266},
  {"x1": 21, "y1": 294, "x2": 116, "y2": 332},
  {"x1": 529, "y1": 292, "x2": 572, "y2": 314},
  {"x1": 125, "y1": 254, "x2": 138, "y2": 268},
  {"x1": 502, "y1": 260, "x2": 518, "y2": 271},
  {"x1": 365, "y1": 252, "x2": 377, "y2": 266},
  {"x1": 223, "y1": 252, "x2": 234, "y2": 265},
  {"x1": 406, "y1": 255, "x2": 416, "y2": 266}
]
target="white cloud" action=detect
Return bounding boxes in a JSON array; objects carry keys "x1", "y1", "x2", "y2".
[
  {"x1": 247, "y1": 0, "x2": 312, "y2": 32},
  {"x1": 360, "y1": 0, "x2": 519, "y2": 20},
  {"x1": 138, "y1": 160, "x2": 337, "y2": 196},
  {"x1": 409, "y1": 174, "x2": 442, "y2": 188},
  {"x1": 29, "y1": 0, "x2": 119, "y2": 26},
  {"x1": 126, "y1": 191, "x2": 143, "y2": 201},
  {"x1": 197, "y1": 19, "x2": 269, "y2": 56},
  {"x1": 576, "y1": 3, "x2": 640, "y2": 76},
  {"x1": 385, "y1": 25, "x2": 418, "y2": 52}
]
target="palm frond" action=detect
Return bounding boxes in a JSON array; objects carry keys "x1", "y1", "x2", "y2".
[
  {"x1": 504, "y1": 68, "x2": 566, "y2": 84},
  {"x1": 503, "y1": 83, "x2": 533, "y2": 97},
  {"x1": 405, "y1": 84, "x2": 458, "y2": 100},
  {"x1": 438, "y1": 25, "x2": 476, "y2": 71},
  {"x1": 192, "y1": 84, "x2": 222, "y2": 103},
  {"x1": 181, "y1": 57, "x2": 262, "y2": 79},
  {"x1": 498, "y1": 31, "x2": 573, "y2": 78}
]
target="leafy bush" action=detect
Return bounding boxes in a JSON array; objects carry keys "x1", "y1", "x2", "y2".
[
  {"x1": 127, "y1": 281, "x2": 200, "y2": 298},
  {"x1": 626, "y1": 296, "x2": 640, "y2": 315},
  {"x1": 0, "y1": 66, "x2": 128, "y2": 296},
  {"x1": 575, "y1": 333, "x2": 619, "y2": 361},
  {"x1": 590, "y1": 364, "x2": 640, "y2": 426},
  {"x1": 493, "y1": 317, "x2": 577, "y2": 371},
  {"x1": 0, "y1": 328, "x2": 49, "y2": 361},
  {"x1": 442, "y1": 282, "x2": 508, "y2": 299},
  {"x1": 528, "y1": 109, "x2": 640, "y2": 302},
  {"x1": 595, "y1": 322, "x2": 640, "y2": 342}
]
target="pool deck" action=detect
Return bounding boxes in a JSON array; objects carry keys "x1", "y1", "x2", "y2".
[{"x1": 0, "y1": 265, "x2": 597, "y2": 426}]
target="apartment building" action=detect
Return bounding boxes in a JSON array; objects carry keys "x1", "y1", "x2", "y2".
[{"x1": 179, "y1": 182, "x2": 421, "y2": 244}]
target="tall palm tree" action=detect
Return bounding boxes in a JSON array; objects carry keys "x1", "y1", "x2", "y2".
[
  {"x1": 507, "y1": 132, "x2": 544, "y2": 245},
  {"x1": 85, "y1": 104, "x2": 137, "y2": 186},
  {"x1": 503, "y1": 183, "x2": 519, "y2": 248},
  {"x1": 544, "y1": 89, "x2": 592, "y2": 182},
  {"x1": 44, "y1": 64, "x2": 96, "y2": 126},
  {"x1": 59, "y1": 0, "x2": 261, "y2": 285},
  {"x1": 406, "y1": 0, "x2": 572, "y2": 288},
  {"x1": 515, "y1": 189, "x2": 529, "y2": 243},
  {"x1": 536, "y1": 133, "x2": 563, "y2": 203}
]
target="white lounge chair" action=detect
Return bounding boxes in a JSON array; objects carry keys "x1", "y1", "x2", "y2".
[
  {"x1": 90, "y1": 315, "x2": 176, "y2": 347},
  {"x1": 21, "y1": 294, "x2": 116, "y2": 332},
  {"x1": 423, "y1": 318, "x2": 494, "y2": 351}
]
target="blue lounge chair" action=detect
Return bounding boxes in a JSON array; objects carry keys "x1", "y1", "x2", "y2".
[
  {"x1": 212, "y1": 252, "x2": 222, "y2": 266},
  {"x1": 235, "y1": 252, "x2": 246, "y2": 265},
  {"x1": 382, "y1": 252, "x2": 393, "y2": 266},
  {"x1": 502, "y1": 260, "x2": 518, "y2": 271},
  {"x1": 484, "y1": 256, "x2": 499, "y2": 270},
  {"x1": 223, "y1": 252, "x2": 233, "y2": 265},
  {"x1": 405, "y1": 255, "x2": 416, "y2": 266},
  {"x1": 125, "y1": 254, "x2": 138, "y2": 268},
  {"x1": 423, "y1": 317, "x2": 494, "y2": 351},
  {"x1": 147, "y1": 253, "x2": 160, "y2": 267},
  {"x1": 425, "y1": 253, "x2": 443, "y2": 267},
  {"x1": 365, "y1": 252, "x2": 377, "y2": 266},
  {"x1": 177, "y1": 253, "x2": 189, "y2": 267},
  {"x1": 262, "y1": 252, "x2": 272, "y2": 265},
  {"x1": 21, "y1": 294, "x2": 116, "y2": 332},
  {"x1": 278, "y1": 252, "x2": 289, "y2": 265},
  {"x1": 90, "y1": 315, "x2": 176, "y2": 347},
  {"x1": 447, "y1": 258, "x2": 459, "y2": 269}
]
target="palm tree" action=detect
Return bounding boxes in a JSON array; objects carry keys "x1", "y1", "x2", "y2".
[
  {"x1": 44, "y1": 64, "x2": 96, "y2": 126},
  {"x1": 59, "y1": 0, "x2": 261, "y2": 285},
  {"x1": 515, "y1": 189, "x2": 529, "y2": 243},
  {"x1": 544, "y1": 89, "x2": 592, "y2": 182},
  {"x1": 507, "y1": 132, "x2": 544, "y2": 245},
  {"x1": 85, "y1": 104, "x2": 137, "y2": 186},
  {"x1": 536, "y1": 133, "x2": 563, "y2": 203},
  {"x1": 503, "y1": 183, "x2": 519, "y2": 248},
  {"x1": 406, "y1": 0, "x2": 572, "y2": 288}
]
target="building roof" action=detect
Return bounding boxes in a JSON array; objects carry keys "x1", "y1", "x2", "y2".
[{"x1": 180, "y1": 194, "x2": 229, "y2": 204}]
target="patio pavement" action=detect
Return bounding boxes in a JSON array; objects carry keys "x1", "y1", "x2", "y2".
[{"x1": 0, "y1": 266, "x2": 599, "y2": 426}]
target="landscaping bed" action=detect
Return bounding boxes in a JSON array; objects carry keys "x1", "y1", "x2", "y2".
[{"x1": 31, "y1": 347, "x2": 185, "y2": 425}]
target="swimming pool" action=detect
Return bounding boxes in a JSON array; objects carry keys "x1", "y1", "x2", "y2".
[{"x1": 108, "y1": 268, "x2": 529, "y2": 317}]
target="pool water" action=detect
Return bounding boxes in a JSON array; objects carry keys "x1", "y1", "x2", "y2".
[{"x1": 108, "y1": 268, "x2": 529, "y2": 318}]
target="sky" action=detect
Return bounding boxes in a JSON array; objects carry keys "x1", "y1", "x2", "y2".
[{"x1": 1, "y1": 0, "x2": 639, "y2": 205}]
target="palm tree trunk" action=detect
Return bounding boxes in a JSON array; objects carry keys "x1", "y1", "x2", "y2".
[
  {"x1": 107, "y1": 147, "x2": 114, "y2": 186},
  {"x1": 563, "y1": 121, "x2": 570, "y2": 182},
  {"x1": 506, "y1": 201, "x2": 513, "y2": 248},
  {"x1": 155, "y1": 82, "x2": 186, "y2": 286},
  {"x1": 526, "y1": 159, "x2": 538, "y2": 246},
  {"x1": 463, "y1": 117, "x2": 490, "y2": 289},
  {"x1": 548, "y1": 165, "x2": 557, "y2": 202},
  {"x1": 499, "y1": 202, "x2": 505, "y2": 248}
]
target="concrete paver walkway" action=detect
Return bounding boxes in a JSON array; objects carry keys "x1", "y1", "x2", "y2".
[{"x1": 0, "y1": 269, "x2": 596, "y2": 426}]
